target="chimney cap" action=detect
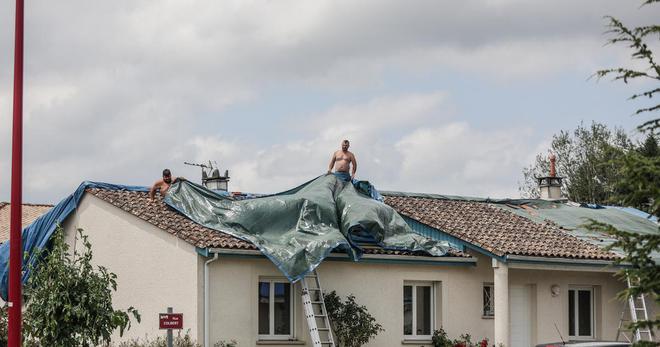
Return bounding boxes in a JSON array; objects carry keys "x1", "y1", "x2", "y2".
[{"x1": 549, "y1": 153, "x2": 557, "y2": 177}]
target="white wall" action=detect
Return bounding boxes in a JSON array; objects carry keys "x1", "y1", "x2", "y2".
[
  {"x1": 207, "y1": 253, "x2": 651, "y2": 347},
  {"x1": 509, "y1": 268, "x2": 627, "y2": 344},
  {"x1": 62, "y1": 194, "x2": 202, "y2": 342},
  {"x1": 207, "y1": 254, "x2": 492, "y2": 347},
  {"x1": 57, "y1": 195, "x2": 657, "y2": 346}
]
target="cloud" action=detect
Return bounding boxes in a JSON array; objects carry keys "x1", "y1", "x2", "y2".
[
  {"x1": 394, "y1": 123, "x2": 534, "y2": 197},
  {"x1": 181, "y1": 93, "x2": 536, "y2": 198},
  {"x1": 0, "y1": 0, "x2": 651, "y2": 202}
]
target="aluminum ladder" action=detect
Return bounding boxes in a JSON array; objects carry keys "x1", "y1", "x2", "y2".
[
  {"x1": 301, "y1": 269, "x2": 336, "y2": 347},
  {"x1": 616, "y1": 276, "x2": 653, "y2": 343}
]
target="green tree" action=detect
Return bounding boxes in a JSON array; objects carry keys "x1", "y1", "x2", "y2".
[
  {"x1": 595, "y1": 0, "x2": 660, "y2": 134},
  {"x1": 519, "y1": 121, "x2": 632, "y2": 203},
  {"x1": 22, "y1": 226, "x2": 140, "y2": 347},
  {"x1": 323, "y1": 291, "x2": 383, "y2": 347},
  {"x1": 593, "y1": 1, "x2": 659, "y2": 345}
]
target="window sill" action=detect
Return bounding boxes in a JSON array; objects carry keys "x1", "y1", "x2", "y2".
[
  {"x1": 402, "y1": 339, "x2": 433, "y2": 345},
  {"x1": 482, "y1": 315, "x2": 494, "y2": 319},
  {"x1": 257, "y1": 340, "x2": 305, "y2": 345}
]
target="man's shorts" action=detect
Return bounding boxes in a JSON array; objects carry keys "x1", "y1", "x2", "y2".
[{"x1": 332, "y1": 171, "x2": 351, "y2": 182}]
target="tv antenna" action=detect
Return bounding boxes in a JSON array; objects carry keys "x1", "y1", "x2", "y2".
[{"x1": 184, "y1": 161, "x2": 218, "y2": 178}]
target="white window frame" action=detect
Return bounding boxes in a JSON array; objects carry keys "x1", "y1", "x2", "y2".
[
  {"x1": 568, "y1": 286, "x2": 594, "y2": 340},
  {"x1": 403, "y1": 281, "x2": 435, "y2": 340},
  {"x1": 483, "y1": 283, "x2": 494, "y2": 318},
  {"x1": 258, "y1": 278, "x2": 295, "y2": 341}
]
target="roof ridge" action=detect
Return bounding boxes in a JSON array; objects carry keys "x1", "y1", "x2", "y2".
[{"x1": 380, "y1": 191, "x2": 541, "y2": 205}]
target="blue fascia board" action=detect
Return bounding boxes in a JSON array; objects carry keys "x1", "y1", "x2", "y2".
[
  {"x1": 402, "y1": 216, "x2": 506, "y2": 262},
  {"x1": 463, "y1": 243, "x2": 506, "y2": 262},
  {"x1": 196, "y1": 247, "x2": 210, "y2": 257}
]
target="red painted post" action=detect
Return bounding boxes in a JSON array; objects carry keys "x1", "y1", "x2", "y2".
[{"x1": 9, "y1": 0, "x2": 25, "y2": 346}]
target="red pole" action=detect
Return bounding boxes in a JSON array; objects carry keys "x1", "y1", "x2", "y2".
[{"x1": 9, "y1": 0, "x2": 25, "y2": 345}]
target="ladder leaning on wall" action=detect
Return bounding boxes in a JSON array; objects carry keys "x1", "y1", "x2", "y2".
[
  {"x1": 301, "y1": 269, "x2": 337, "y2": 347},
  {"x1": 616, "y1": 275, "x2": 654, "y2": 343}
]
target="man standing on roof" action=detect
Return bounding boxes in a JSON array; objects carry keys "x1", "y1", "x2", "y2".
[
  {"x1": 149, "y1": 169, "x2": 184, "y2": 199},
  {"x1": 327, "y1": 139, "x2": 357, "y2": 182}
]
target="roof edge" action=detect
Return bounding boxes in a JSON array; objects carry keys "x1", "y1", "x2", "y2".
[
  {"x1": 505, "y1": 254, "x2": 628, "y2": 269},
  {"x1": 206, "y1": 247, "x2": 477, "y2": 265}
]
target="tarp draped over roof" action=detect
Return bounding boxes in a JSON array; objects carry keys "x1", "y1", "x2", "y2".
[
  {"x1": 0, "y1": 181, "x2": 148, "y2": 301},
  {"x1": 165, "y1": 175, "x2": 451, "y2": 282},
  {"x1": 495, "y1": 200, "x2": 659, "y2": 261},
  {"x1": 383, "y1": 190, "x2": 658, "y2": 261},
  {"x1": 0, "y1": 177, "x2": 450, "y2": 299}
]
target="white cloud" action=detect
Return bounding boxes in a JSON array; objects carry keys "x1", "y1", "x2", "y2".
[
  {"x1": 180, "y1": 93, "x2": 537, "y2": 198},
  {"x1": 394, "y1": 123, "x2": 534, "y2": 197},
  {"x1": 0, "y1": 0, "x2": 651, "y2": 202}
]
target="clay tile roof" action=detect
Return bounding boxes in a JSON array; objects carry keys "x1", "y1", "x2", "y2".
[
  {"x1": 0, "y1": 202, "x2": 54, "y2": 243},
  {"x1": 87, "y1": 188, "x2": 255, "y2": 250},
  {"x1": 383, "y1": 195, "x2": 619, "y2": 260},
  {"x1": 86, "y1": 188, "x2": 465, "y2": 258}
]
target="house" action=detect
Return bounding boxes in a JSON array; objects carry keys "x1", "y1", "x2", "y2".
[{"x1": 48, "y1": 176, "x2": 658, "y2": 347}]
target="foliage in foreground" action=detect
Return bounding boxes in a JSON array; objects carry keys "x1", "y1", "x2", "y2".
[
  {"x1": 17, "y1": 227, "x2": 140, "y2": 347},
  {"x1": 113, "y1": 331, "x2": 237, "y2": 347},
  {"x1": 323, "y1": 291, "x2": 383, "y2": 347},
  {"x1": 431, "y1": 329, "x2": 488, "y2": 347},
  {"x1": 592, "y1": 1, "x2": 660, "y2": 345}
]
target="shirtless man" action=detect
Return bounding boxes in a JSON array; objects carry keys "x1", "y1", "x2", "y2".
[
  {"x1": 327, "y1": 139, "x2": 357, "y2": 181},
  {"x1": 149, "y1": 169, "x2": 183, "y2": 199}
]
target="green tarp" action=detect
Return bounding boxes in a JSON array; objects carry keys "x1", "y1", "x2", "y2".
[
  {"x1": 165, "y1": 175, "x2": 450, "y2": 282},
  {"x1": 495, "y1": 201, "x2": 660, "y2": 261}
]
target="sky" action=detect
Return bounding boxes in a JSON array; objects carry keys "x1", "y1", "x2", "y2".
[{"x1": 0, "y1": 0, "x2": 658, "y2": 204}]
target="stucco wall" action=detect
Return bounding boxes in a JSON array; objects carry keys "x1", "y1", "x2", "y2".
[
  {"x1": 207, "y1": 253, "x2": 651, "y2": 347},
  {"x1": 62, "y1": 194, "x2": 202, "y2": 342},
  {"x1": 56, "y1": 195, "x2": 656, "y2": 346},
  {"x1": 207, "y1": 254, "x2": 492, "y2": 347},
  {"x1": 509, "y1": 267, "x2": 627, "y2": 344}
]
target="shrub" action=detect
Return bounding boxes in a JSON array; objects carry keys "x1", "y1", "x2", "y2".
[
  {"x1": 113, "y1": 332, "x2": 236, "y2": 347},
  {"x1": 323, "y1": 291, "x2": 383, "y2": 347},
  {"x1": 432, "y1": 329, "x2": 488, "y2": 347},
  {"x1": 22, "y1": 227, "x2": 140, "y2": 347}
]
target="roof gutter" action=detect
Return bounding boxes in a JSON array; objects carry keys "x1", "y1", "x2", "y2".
[
  {"x1": 505, "y1": 254, "x2": 628, "y2": 272},
  {"x1": 206, "y1": 248, "x2": 476, "y2": 266}
]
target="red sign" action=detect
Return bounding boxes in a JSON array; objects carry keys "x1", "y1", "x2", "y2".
[{"x1": 159, "y1": 313, "x2": 183, "y2": 330}]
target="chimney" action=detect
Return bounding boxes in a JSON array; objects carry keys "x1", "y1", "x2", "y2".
[
  {"x1": 185, "y1": 161, "x2": 230, "y2": 191},
  {"x1": 203, "y1": 168, "x2": 230, "y2": 192},
  {"x1": 537, "y1": 154, "x2": 564, "y2": 200}
]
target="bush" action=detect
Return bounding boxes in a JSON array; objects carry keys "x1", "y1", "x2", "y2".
[
  {"x1": 113, "y1": 332, "x2": 236, "y2": 347},
  {"x1": 22, "y1": 227, "x2": 140, "y2": 346},
  {"x1": 432, "y1": 329, "x2": 488, "y2": 347},
  {"x1": 117, "y1": 331, "x2": 199, "y2": 347},
  {"x1": 0, "y1": 305, "x2": 7, "y2": 346},
  {"x1": 323, "y1": 291, "x2": 383, "y2": 347}
]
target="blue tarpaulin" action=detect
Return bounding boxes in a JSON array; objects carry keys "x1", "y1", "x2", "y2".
[{"x1": 0, "y1": 181, "x2": 148, "y2": 301}]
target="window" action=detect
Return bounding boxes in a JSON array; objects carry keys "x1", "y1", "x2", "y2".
[
  {"x1": 258, "y1": 279, "x2": 293, "y2": 340},
  {"x1": 568, "y1": 287, "x2": 594, "y2": 339},
  {"x1": 483, "y1": 283, "x2": 494, "y2": 317},
  {"x1": 403, "y1": 282, "x2": 434, "y2": 339}
]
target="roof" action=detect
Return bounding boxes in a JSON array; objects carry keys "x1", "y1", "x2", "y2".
[
  {"x1": 87, "y1": 188, "x2": 467, "y2": 258},
  {"x1": 382, "y1": 194, "x2": 619, "y2": 260},
  {"x1": 0, "y1": 202, "x2": 54, "y2": 243}
]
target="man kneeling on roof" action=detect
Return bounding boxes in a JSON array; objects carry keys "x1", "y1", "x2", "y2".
[{"x1": 149, "y1": 169, "x2": 185, "y2": 200}]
